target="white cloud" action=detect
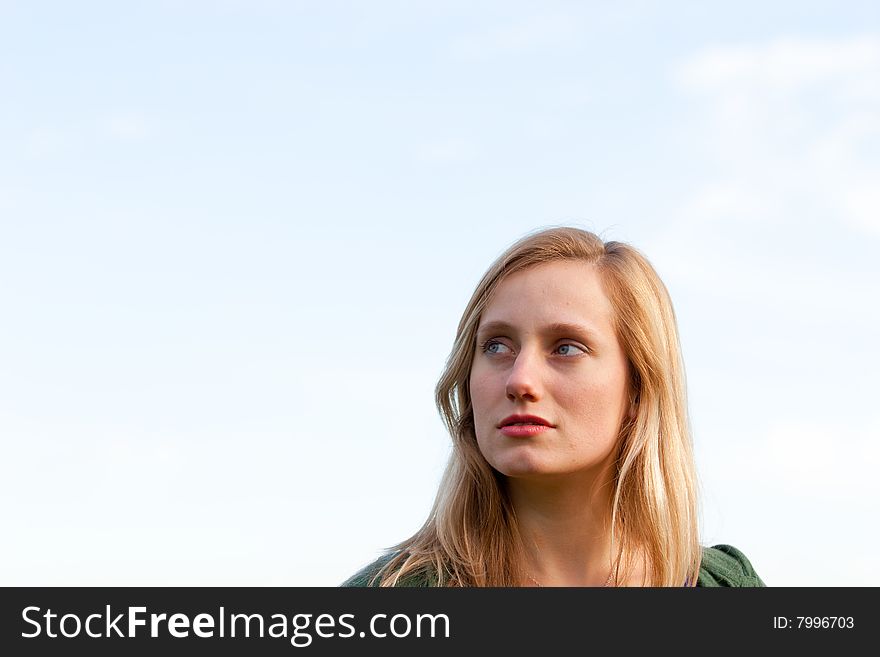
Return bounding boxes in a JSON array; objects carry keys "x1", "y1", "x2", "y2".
[
  {"x1": 447, "y1": 12, "x2": 579, "y2": 61},
  {"x1": 25, "y1": 127, "x2": 69, "y2": 159},
  {"x1": 760, "y1": 420, "x2": 880, "y2": 500},
  {"x1": 702, "y1": 416, "x2": 880, "y2": 504},
  {"x1": 20, "y1": 113, "x2": 153, "y2": 161},
  {"x1": 697, "y1": 413, "x2": 880, "y2": 585},
  {"x1": 0, "y1": 185, "x2": 14, "y2": 212},
  {"x1": 677, "y1": 36, "x2": 880, "y2": 92},
  {"x1": 106, "y1": 113, "x2": 151, "y2": 141},
  {"x1": 671, "y1": 35, "x2": 880, "y2": 237},
  {"x1": 415, "y1": 137, "x2": 481, "y2": 163}
]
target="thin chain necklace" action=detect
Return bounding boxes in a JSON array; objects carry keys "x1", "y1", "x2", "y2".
[{"x1": 527, "y1": 568, "x2": 615, "y2": 587}]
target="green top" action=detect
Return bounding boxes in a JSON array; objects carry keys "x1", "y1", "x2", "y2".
[{"x1": 341, "y1": 544, "x2": 765, "y2": 587}]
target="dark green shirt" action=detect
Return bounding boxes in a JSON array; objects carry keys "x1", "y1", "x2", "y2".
[{"x1": 341, "y1": 544, "x2": 765, "y2": 587}]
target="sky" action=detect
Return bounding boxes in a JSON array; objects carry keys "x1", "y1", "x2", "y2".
[{"x1": 1, "y1": 0, "x2": 878, "y2": 586}]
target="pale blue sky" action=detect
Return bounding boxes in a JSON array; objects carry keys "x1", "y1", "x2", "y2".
[{"x1": 2, "y1": 1, "x2": 878, "y2": 585}]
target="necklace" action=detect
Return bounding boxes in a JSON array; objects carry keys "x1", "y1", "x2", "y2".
[{"x1": 527, "y1": 569, "x2": 615, "y2": 587}]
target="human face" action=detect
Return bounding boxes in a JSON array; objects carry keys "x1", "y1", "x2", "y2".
[{"x1": 469, "y1": 260, "x2": 632, "y2": 479}]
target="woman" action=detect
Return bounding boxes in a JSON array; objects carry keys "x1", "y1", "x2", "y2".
[{"x1": 342, "y1": 227, "x2": 764, "y2": 587}]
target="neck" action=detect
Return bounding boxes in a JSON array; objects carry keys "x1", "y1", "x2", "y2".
[{"x1": 505, "y1": 466, "x2": 626, "y2": 587}]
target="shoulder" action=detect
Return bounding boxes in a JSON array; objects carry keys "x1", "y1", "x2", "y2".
[
  {"x1": 340, "y1": 552, "x2": 437, "y2": 587},
  {"x1": 340, "y1": 553, "x2": 396, "y2": 587},
  {"x1": 697, "y1": 544, "x2": 766, "y2": 587}
]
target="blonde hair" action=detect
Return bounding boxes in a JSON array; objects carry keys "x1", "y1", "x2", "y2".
[{"x1": 373, "y1": 226, "x2": 701, "y2": 586}]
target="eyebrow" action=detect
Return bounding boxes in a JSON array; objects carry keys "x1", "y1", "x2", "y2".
[{"x1": 475, "y1": 320, "x2": 602, "y2": 341}]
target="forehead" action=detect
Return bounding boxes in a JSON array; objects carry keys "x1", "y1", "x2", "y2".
[{"x1": 479, "y1": 260, "x2": 615, "y2": 332}]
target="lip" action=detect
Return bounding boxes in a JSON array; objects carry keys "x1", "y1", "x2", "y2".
[
  {"x1": 497, "y1": 414, "x2": 553, "y2": 428},
  {"x1": 499, "y1": 424, "x2": 552, "y2": 437},
  {"x1": 497, "y1": 414, "x2": 554, "y2": 437}
]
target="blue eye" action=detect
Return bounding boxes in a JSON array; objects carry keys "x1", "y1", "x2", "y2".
[
  {"x1": 481, "y1": 340, "x2": 511, "y2": 355},
  {"x1": 556, "y1": 343, "x2": 587, "y2": 356}
]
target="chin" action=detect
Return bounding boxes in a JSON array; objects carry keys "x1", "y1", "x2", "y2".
[
  {"x1": 488, "y1": 451, "x2": 609, "y2": 480},
  {"x1": 487, "y1": 454, "x2": 552, "y2": 478},
  {"x1": 478, "y1": 438, "x2": 556, "y2": 477}
]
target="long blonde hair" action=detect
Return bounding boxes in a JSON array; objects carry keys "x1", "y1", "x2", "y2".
[{"x1": 373, "y1": 226, "x2": 701, "y2": 586}]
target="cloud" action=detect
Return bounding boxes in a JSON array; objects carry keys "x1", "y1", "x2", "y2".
[
  {"x1": 676, "y1": 36, "x2": 880, "y2": 92},
  {"x1": 671, "y1": 35, "x2": 880, "y2": 238},
  {"x1": 24, "y1": 127, "x2": 69, "y2": 159},
  {"x1": 701, "y1": 416, "x2": 880, "y2": 510},
  {"x1": 755, "y1": 419, "x2": 880, "y2": 501},
  {"x1": 447, "y1": 12, "x2": 579, "y2": 61},
  {"x1": 106, "y1": 113, "x2": 151, "y2": 141},
  {"x1": 20, "y1": 112, "x2": 154, "y2": 161},
  {"x1": 415, "y1": 137, "x2": 481, "y2": 163},
  {"x1": 0, "y1": 185, "x2": 13, "y2": 212}
]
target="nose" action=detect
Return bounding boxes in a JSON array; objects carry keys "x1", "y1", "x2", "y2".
[{"x1": 505, "y1": 349, "x2": 542, "y2": 403}]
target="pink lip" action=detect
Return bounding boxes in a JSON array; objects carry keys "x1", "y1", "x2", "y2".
[
  {"x1": 497, "y1": 414, "x2": 553, "y2": 429},
  {"x1": 497, "y1": 414, "x2": 554, "y2": 438},
  {"x1": 500, "y1": 425, "x2": 552, "y2": 437}
]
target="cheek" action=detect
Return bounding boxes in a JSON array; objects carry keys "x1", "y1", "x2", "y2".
[
  {"x1": 469, "y1": 368, "x2": 497, "y2": 414},
  {"x1": 565, "y1": 377, "x2": 628, "y2": 430},
  {"x1": 469, "y1": 369, "x2": 503, "y2": 456}
]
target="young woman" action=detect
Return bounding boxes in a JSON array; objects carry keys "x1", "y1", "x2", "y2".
[{"x1": 343, "y1": 227, "x2": 764, "y2": 587}]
